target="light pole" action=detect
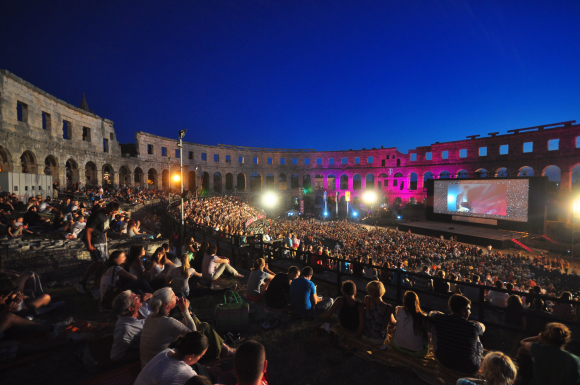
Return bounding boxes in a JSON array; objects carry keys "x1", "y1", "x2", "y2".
[
  {"x1": 573, "y1": 200, "x2": 580, "y2": 259},
  {"x1": 178, "y1": 130, "x2": 187, "y2": 248},
  {"x1": 195, "y1": 166, "x2": 198, "y2": 199},
  {"x1": 168, "y1": 156, "x2": 171, "y2": 202}
]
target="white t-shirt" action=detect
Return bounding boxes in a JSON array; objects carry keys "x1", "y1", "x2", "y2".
[
  {"x1": 246, "y1": 270, "x2": 270, "y2": 296},
  {"x1": 487, "y1": 289, "x2": 509, "y2": 307},
  {"x1": 202, "y1": 254, "x2": 219, "y2": 280},
  {"x1": 393, "y1": 308, "x2": 425, "y2": 352},
  {"x1": 169, "y1": 268, "x2": 195, "y2": 295},
  {"x1": 135, "y1": 349, "x2": 197, "y2": 385}
]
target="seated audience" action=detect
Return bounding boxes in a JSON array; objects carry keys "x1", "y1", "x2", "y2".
[
  {"x1": 519, "y1": 322, "x2": 580, "y2": 384},
  {"x1": 201, "y1": 244, "x2": 244, "y2": 281},
  {"x1": 362, "y1": 280, "x2": 393, "y2": 345},
  {"x1": 235, "y1": 340, "x2": 269, "y2": 385},
  {"x1": 391, "y1": 291, "x2": 429, "y2": 358},
  {"x1": 139, "y1": 287, "x2": 234, "y2": 368},
  {"x1": 290, "y1": 266, "x2": 334, "y2": 317},
  {"x1": 110, "y1": 290, "x2": 153, "y2": 361},
  {"x1": 264, "y1": 266, "x2": 300, "y2": 309},
  {"x1": 429, "y1": 294, "x2": 485, "y2": 375},
  {"x1": 433, "y1": 270, "x2": 450, "y2": 294},
  {"x1": 246, "y1": 258, "x2": 275, "y2": 302},
  {"x1": 323, "y1": 280, "x2": 364, "y2": 335},
  {"x1": 457, "y1": 351, "x2": 517, "y2": 385},
  {"x1": 135, "y1": 331, "x2": 210, "y2": 385}
]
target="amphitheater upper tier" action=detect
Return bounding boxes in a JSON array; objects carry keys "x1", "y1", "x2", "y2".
[{"x1": 2, "y1": 68, "x2": 579, "y2": 207}]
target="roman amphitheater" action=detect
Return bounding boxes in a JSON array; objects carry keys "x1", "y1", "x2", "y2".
[{"x1": 1, "y1": 68, "x2": 580, "y2": 210}]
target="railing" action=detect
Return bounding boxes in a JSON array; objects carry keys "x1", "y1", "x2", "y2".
[{"x1": 165, "y1": 208, "x2": 580, "y2": 333}]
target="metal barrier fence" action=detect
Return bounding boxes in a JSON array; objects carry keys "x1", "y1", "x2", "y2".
[{"x1": 164, "y1": 205, "x2": 580, "y2": 334}]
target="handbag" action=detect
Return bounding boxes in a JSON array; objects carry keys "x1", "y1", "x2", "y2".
[
  {"x1": 101, "y1": 267, "x2": 122, "y2": 310},
  {"x1": 214, "y1": 291, "x2": 249, "y2": 333}
]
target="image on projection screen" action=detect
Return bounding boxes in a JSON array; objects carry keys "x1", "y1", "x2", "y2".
[{"x1": 433, "y1": 179, "x2": 529, "y2": 222}]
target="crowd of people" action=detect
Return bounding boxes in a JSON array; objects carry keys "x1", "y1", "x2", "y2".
[{"x1": 4, "y1": 192, "x2": 580, "y2": 384}]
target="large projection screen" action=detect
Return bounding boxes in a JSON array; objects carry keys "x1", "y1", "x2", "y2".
[{"x1": 433, "y1": 179, "x2": 529, "y2": 222}]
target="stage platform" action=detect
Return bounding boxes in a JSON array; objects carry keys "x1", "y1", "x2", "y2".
[{"x1": 397, "y1": 221, "x2": 527, "y2": 249}]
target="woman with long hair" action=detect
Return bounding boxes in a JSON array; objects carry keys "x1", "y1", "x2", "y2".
[
  {"x1": 505, "y1": 294, "x2": 527, "y2": 331},
  {"x1": 390, "y1": 290, "x2": 429, "y2": 357},
  {"x1": 167, "y1": 253, "x2": 202, "y2": 297},
  {"x1": 148, "y1": 247, "x2": 175, "y2": 291},
  {"x1": 246, "y1": 258, "x2": 275, "y2": 303}
]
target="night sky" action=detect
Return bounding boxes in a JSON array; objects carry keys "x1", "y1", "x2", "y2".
[{"x1": 2, "y1": 0, "x2": 580, "y2": 154}]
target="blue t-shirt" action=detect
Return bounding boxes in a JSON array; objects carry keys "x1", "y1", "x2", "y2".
[{"x1": 290, "y1": 277, "x2": 316, "y2": 314}]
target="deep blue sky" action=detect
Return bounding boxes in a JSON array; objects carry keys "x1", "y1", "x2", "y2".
[{"x1": 1, "y1": 0, "x2": 580, "y2": 153}]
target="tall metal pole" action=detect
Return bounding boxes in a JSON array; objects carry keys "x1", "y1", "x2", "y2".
[
  {"x1": 168, "y1": 156, "x2": 171, "y2": 203},
  {"x1": 179, "y1": 140, "x2": 184, "y2": 245}
]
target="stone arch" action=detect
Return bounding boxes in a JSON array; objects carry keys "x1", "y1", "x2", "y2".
[
  {"x1": 340, "y1": 174, "x2": 349, "y2": 190},
  {"x1": 572, "y1": 164, "x2": 580, "y2": 187},
  {"x1": 315, "y1": 195, "x2": 324, "y2": 206},
  {"x1": 474, "y1": 168, "x2": 488, "y2": 178},
  {"x1": 85, "y1": 162, "x2": 97, "y2": 186},
  {"x1": 188, "y1": 171, "x2": 197, "y2": 191},
  {"x1": 148, "y1": 168, "x2": 158, "y2": 187},
  {"x1": 394, "y1": 197, "x2": 403, "y2": 206},
  {"x1": 439, "y1": 170, "x2": 451, "y2": 179},
  {"x1": 237, "y1": 173, "x2": 246, "y2": 191},
  {"x1": 102, "y1": 164, "x2": 114, "y2": 187},
  {"x1": 423, "y1": 171, "x2": 434, "y2": 181},
  {"x1": 250, "y1": 172, "x2": 262, "y2": 192},
  {"x1": 226, "y1": 173, "x2": 234, "y2": 191},
  {"x1": 20, "y1": 150, "x2": 38, "y2": 174},
  {"x1": 162, "y1": 169, "x2": 169, "y2": 188},
  {"x1": 119, "y1": 166, "x2": 131, "y2": 186},
  {"x1": 66, "y1": 159, "x2": 79, "y2": 186},
  {"x1": 353, "y1": 174, "x2": 362, "y2": 190},
  {"x1": 135, "y1": 167, "x2": 144, "y2": 185},
  {"x1": 542, "y1": 165, "x2": 561, "y2": 183},
  {"x1": 278, "y1": 173, "x2": 287, "y2": 190},
  {"x1": 393, "y1": 172, "x2": 403, "y2": 188},
  {"x1": 366, "y1": 174, "x2": 374, "y2": 189},
  {"x1": 495, "y1": 167, "x2": 508, "y2": 177},
  {"x1": 303, "y1": 174, "x2": 311, "y2": 190},
  {"x1": 328, "y1": 174, "x2": 336, "y2": 191},
  {"x1": 43, "y1": 155, "x2": 59, "y2": 177},
  {"x1": 0, "y1": 146, "x2": 13, "y2": 172},
  {"x1": 214, "y1": 172, "x2": 222, "y2": 192},
  {"x1": 265, "y1": 173, "x2": 275, "y2": 189},
  {"x1": 201, "y1": 172, "x2": 210, "y2": 191},
  {"x1": 314, "y1": 174, "x2": 324, "y2": 190},
  {"x1": 291, "y1": 174, "x2": 299, "y2": 189},
  {"x1": 409, "y1": 197, "x2": 417, "y2": 205},
  {"x1": 409, "y1": 172, "x2": 418, "y2": 190},
  {"x1": 378, "y1": 173, "x2": 388, "y2": 189},
  {"x1": 518, "y1": 166, "x2": 534, "y2": 177},
  {"x1": 456, "y1": 169, "x2": 469, "y2": 178}
]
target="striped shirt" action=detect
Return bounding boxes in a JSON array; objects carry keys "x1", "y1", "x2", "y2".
[{"x1": 429, "y1": 312, "x2": 484, "y2": 374}]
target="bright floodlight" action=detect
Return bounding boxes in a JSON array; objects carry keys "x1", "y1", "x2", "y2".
[
  {"x1": 574, "y1": 199, "x2": 580, "y2": 214},
  {"x1": 324, "y1": 211, "x2": 328, "y2": 216},
  {"x1": 353, "y1": 211, "x2": 358, "y2": 217},
  {"x1": 362, "y1": 190, "x2": 378, "y2": 204},
  {"x1": 263, "y1": 192, "x2": 278, "y2": 207},
  {"x1": 172, "y1": 174, "x2": 180, "y2": 182}
]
